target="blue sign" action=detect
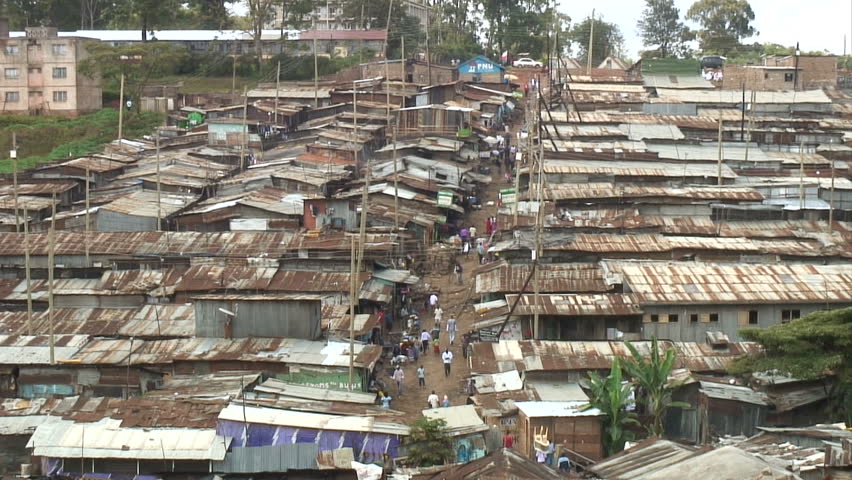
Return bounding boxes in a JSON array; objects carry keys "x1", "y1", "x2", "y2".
[{"x1": 458, "y1": 55, "x2": 504, "y2": 74}]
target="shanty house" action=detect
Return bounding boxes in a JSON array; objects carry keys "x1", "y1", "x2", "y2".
[
  {"x1": 192, "y1": 294, "x2": 322, "y2": 340},
  {"x1": 458, "y1": 56, "x2": 505, "y2": 83},
  {"x1": 515, "y1": 401, "x2": 604, "y2": 462},
  {"x1": 422, "y1": 405, "x2": 489, "y2": 463}
]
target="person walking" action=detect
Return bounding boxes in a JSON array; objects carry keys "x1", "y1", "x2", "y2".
[
  {"x1": 434, "y1": 306, "x2": 443, "y2": 329},
  {"x1": 420, "y1": 329, "x2": 431, "y2": 354},
  {"x1": 392, "y1": 366, "x2": 405, "y2": 396},
  {"x1": 469, "y1": 225, "x2": 477, "y2": 238},
  {"x1": 461, "y1": 332, "x2": 471, "y2": 359},
  {"x1": 442, "y1": 395, "x2": 451, "y2": 407},
  {"x1": 429, "y1": 293, "x2": 438, "y2": 312},
  {"x1": 417, "y1": 365, "x2": 426, "y2": 387},
  {"x1": 381, "y1": 394, "x2": 392, "y2": 409},
  {"x1": 427, "y1": 390, "x2": 440, "y2": 409},
  {"x1": 447, "y1": 317, "x2": 457, "y2": 345},
  {"x1": 453, "y1": 262, "x2": 463, "y2": 285},
  {"x1": 442, "y1": 349, "x2": 454, "y2": 377},
  {"x1": 476, "y1": 242, "x2": 485, "y2": 264}
]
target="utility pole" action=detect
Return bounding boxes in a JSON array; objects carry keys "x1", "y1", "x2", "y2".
[
  {"x1": 744, "y1": 90, "x2": 755, "y2": 164},
  {"x1": 313, "y1": 16, "x2": 320, "y2": 109},
  {"x1": 231, "y1": 42, "x2": 237, "y2": 96},
  {"x1": 352, "y1": 135, "x2": 372, "y2": 391},
  {"x1": 240, "y1": 86, "x2": 248, "y2": 171},
  {"x1": 274, "y1": 60, "x2": 281, "y2": 125},
  {"x1": 829, "y1": 158, "x2": 836, "y2": 231},
  {"x1": 156, "y1": 130, "x2": 162, "y2": 231},
  {"x1": 425, "y1": 6, "x2": 432, "y2": 85},
  {"x1": 11, "y1": 131, "x2": 18, "y2": 233},
  {"x1": 533, "y1": 82, "x2": 545, "y2": 340},
  {"x1": 799, "y1": 140, "x2": 805, "y2": 211},
  {"x1": 348, "y1": 235, "x2": 356, "y2": 391},
  {"x1": 392, "y1": 114, "x2": 400, "y2": 233},
  {"x1": 401, "y1": 34, "x2": 406, "y2": 104},
  {"x1": 383, "y1": 0, "x2": 398, "y2": 233},
  {"x1": 48, "y1": 194, "x2": 57, "y2": 364},
  {"x1": 85, "y1": 168, "x2": 90, "y2": 266},
  {"x1": 117, "y1": 71, "x2": 125, "y2": 141},
  {"x1": 586, "y1": 9, "x2": 595, "y2": 75},
  {"x1": 716, "y1": 113, "x2": 724, "y2": 187},
  {"x1": 353, "y1": 79, "x2": 358, "y2": 176},
  {"x1": 23, "y1": 204, "x2": 32, "y2": 335}
]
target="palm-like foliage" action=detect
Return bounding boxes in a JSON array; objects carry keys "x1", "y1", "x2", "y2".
[
  {"x1": 622, "y1": 338, "x2": 690, "y2": 437},
  {"x1": 583, "y1": 357, "x2": 640, "y2": 456}
]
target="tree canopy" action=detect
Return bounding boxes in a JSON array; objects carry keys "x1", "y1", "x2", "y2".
[
  {"x1": 729, "y1": 307, "x2": 852, "y2": 424},
  {"x1": 623, "y1": 338, "x2": 690, "y2": 437},
  {"x1": 637, "y1": 0, "x2": 693, "y2": 58},
  {"x1": 687, "y1": 0, "x2": 757, "y2": 55},
  {"x1": 569, "y1": 16, "x2": 625, "y2": 67},
  {"x1": 403, "y1": 417, "x2": 454, "y2": 467}
]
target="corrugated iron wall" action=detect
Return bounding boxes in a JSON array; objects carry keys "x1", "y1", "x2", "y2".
[
  {"x1": 194, "y1": 299, "x2": 321, "y2": 339},
  {"x1": 212, "y1": 444, "x2": 319, "y2": 473}
]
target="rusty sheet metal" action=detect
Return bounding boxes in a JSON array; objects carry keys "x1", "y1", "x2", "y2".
[
  {"x1": 59, "y1": 396, "x2": 227, "y2": 428},
  {"x1": 46, "y1": 156, "x2": 126, "y2": 173},
  {"x1": 172, "y1": 265, "x2": 277, "y2": 292},
  {"x1": 0, "y1": 181, "x2": 77, "y2": 196},
  {"x1": 544, "y1": 183, "x2": 763, "y2": 201},
  {"x1": 146, "y1": 372, "x2": 261, "y2": 402},
  {"x1": 470, "y1": 340, "x2": 762, "y2": 375},
  {"x1": 72, "y1": 338, "x2": 383, "y2": 369},
  {"x1": 588, "y1": 439, "x2": 701, "y2": 480},
  {"x1": 546, "y1": 112, "x2": 719, "y2": 130},
  {"x1": 359, "y1": 278, "x2": 392, "y2": 303},
  {"x1": 287, "y1": 232, "x2": 397, "y2": 252},
  {"x1": 322, "y1": 307, "x2": 379, "y2": 337},
  {"x1": 118, "y1": 303, "x2": 195, "y2": 338},
  {"x1": 503, "y1": 293, "x2": 642, "y2": 316},
  {"x1": 98, "y1": 269, "x2": 165, "y2": 293},
  {"x1": 540, "y1": 159, "x2": 737, "y2": 179},
  {"x1": 0, "y1": 195, "x2": 56, "y2": 212},
  {"x1": 607, "y1": 261, "x2": 852, "y2": 304},
  {"x1": 571, "y1": 91, "x2": 648, "y2": 104},
  {"x1": 0, "y1": 308, "x2": 135, "y2": 336},
  {"x1": 0, "y1": 231, "x2": 296, "y2": 257},
  {"x1": 0, "y1": 334, "x2": 90, "y2": 364},
  {"x1": 100, "y1": 190, "x2": 198, "y2": 217},
  {"x1": 475, "y1": 261, "x2": 608, "y2": 294},
  {"x1": 269, "y1": 271, "x2": 367, "y2": 293}
]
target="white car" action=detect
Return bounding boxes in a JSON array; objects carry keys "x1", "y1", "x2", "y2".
[{"x1": 513, "y1": 57, "x2": 543, "y2": 68}]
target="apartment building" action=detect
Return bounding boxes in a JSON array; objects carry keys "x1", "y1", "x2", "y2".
[
  {"x1": 0, "y1": 25, "x2": 102, "y2": 116},
  {"x1": 265, "y1": 0, "x2": 428, "y2": 31}
]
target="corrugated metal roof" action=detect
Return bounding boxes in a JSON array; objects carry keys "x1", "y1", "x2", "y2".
[
  {"x1": 643, "y1": 74, "x2": 715, "y2": 89},
  {"x1": 514, "y1": 401, "x2": 602, "y2": 418},
  {"x1": 607, "y1": 261, "x2": 852, "y2": 304},
  {"x1": 503, "y1": 293, "x2": 642, "y2": 316},
  {"x1": 219, "y1": 404, "x2": 409, "y2": 435},
  {"x1": 699, "y1": 381, "x2": 770, "y2": 406},
  {"x1": 146, "y1": 372, "x2": 260, "y2": 402},
  {"x1": 619, "y1": 123, "x2": 685, "y2": 141},
  {"x1": 0, "y1": 415, "x2": 62, "y2": 435},
  {"x1": 654, "y1": 88, "x2": 831, "y2": 104},
  {"x1": 588, "y1": 438, "x2": 701, "y2": 479},
  {"x1": 476, "y1": 262, "x2": 609, "y2": 294},
  {"x1": 470, "y1": 370, "x2": 524, "y2": 394},
  {"x1": 526, "y1": 381, "x2": 589, "y2": 402},
  {"x1": 0, "y1": 335, "x2": 90, "y2": 364},
  {"x1": 270, "y1": 271, "x2": 366, "y2": 293},
  {"x1": 100, "y1": 190, "x2": 198, "y2": 218},
  {"x1": 213, "y1": 443, "x2": 319, "y2": 473},
  {"x1": 539, "y1": 159, "x2": 738, "y2": 179},
  {"x1": 471, "y1": 340, "x2": 761, "y2": 375},
  {"x1": 543, "y1": 183, "x2": 763, "y2": 201},
  {"x1": 254, "y1": 378, "x2": 377, "y2": 404},
  {"x1": 422, "y1": 405, "x2": 488, "y2": 436},
  {"x1": 29, "y1": 418, "x2": 230, "y2": 460}
]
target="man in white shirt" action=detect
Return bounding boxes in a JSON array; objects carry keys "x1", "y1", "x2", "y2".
[
  {"x1": 429, "y1": 293, "x2": 438, "y2": 312},
  {"x1": 442, "y1": 349, "x2": 454, "y2": 377},
  {"x1": 420, "y1": 329, "x2": 432, "y2": 354},
  {"x1": 427, "y1": 390, "x2": 440, "y2": 409},
  {"x1": 434, "y1": 306, "x2": 443, "y2": 329},
  {"x1": 447, "y1": 317, "x2": 457, "y2": 345},
  {"x1": 392, "y1": 366, "x2": 405, "y2": 396}
]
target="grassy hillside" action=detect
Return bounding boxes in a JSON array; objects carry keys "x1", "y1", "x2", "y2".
[{"x1": 0, "y1": 109, "x2": 163, "y2": 174}]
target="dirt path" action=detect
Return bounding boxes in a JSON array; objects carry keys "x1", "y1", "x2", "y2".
[{"x1": 387, "y1": 101, "x2": 524, "y2": 419}]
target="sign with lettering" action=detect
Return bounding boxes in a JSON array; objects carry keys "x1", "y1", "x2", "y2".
[{"x1": 458, "y1": 56, "x2": 503, "y2": 74}]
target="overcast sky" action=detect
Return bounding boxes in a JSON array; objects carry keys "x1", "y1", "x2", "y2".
[{"x1": 558, "y1": 0, "x2": 851, "y2": 59}]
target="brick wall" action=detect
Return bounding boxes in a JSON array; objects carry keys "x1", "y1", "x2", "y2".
[{"x1": 721, "y1": 56, "x2": 836, "y2": 90}]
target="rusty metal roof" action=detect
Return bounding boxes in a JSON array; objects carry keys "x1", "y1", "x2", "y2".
[
  {"x1": 118, "y1": 303, "x2": 195, "y2": 338},
  {"x1": 503, "y1": 293, "x2": 642, "y2": 316},
  {"x1": 0, "y1": 334, "x2": 90, "y2": 364},
  {"x1": 269, "y1": 271, "x2": 367, "y2": 293},
  {"x1": 42, "y1": 156, "x2": 127, "y2": 173},
  {"x1": 470, "y1": 340, "x2": 762, "y2": 375},
  {"x1": 544, "y1": 183, "x2": 763, "y2": 201},
  {"x1": 171, "y1": 265, "x2": 277, "y2": 292},
  {"x1": 0, "y1": 181, "x2": 77, "y2": 196},
  {"x1": 287, "y1": 231, "x2": 397, "y2": 252},
  {"x1": 322, "y1": 306, "x2": 379, "y2": 337},
  {"x1": 539, "y1": 159, "x2": 738, "y2": 179},
  {"x1": 100, "y1": 190, "x2": 198, "y2": 218},
  {"x1": 475, "y1": 261, "x2": 609, "y2": 294},
  {"x1": 608, "y1": 261, "x2": 852, "y2": 304},
  {"x1": 588, "y1": 438, "x2": 702, "y2": 480}
]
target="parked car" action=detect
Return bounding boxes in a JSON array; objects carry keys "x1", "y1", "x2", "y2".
[{"x1": 513, "y1": 57, "x2": 543, "y2": 68}]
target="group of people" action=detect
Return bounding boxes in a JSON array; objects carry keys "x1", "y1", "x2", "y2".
[{"x1": 426, "y1": 390, "x2": 452, "y2": 409}]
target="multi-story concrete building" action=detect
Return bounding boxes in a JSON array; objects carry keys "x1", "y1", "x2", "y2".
[
  {"x1": 265, "y1": 0, "x2": 429, "y2": 32},
  {"x1": 0, "y1": 25, "x2": 102, "y2": 116}
]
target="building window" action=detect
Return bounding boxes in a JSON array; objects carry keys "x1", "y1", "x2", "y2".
[
  {"x1": 668, "y1": 314, "x2": 679, "y2": 323},
  {"x1": 650, "y1": 314, "x2": 659, "y2": 323},
  {"x1": 5, "y1": 45, "x2": 19, "y2": 56},
  {"x1": 709, "y1": 313, "x2": 719, "y2": 323},
  {"x1": 748, "y1": 310, "x2": 758, "y2": 325},
  {"x1": 781, "y1": 309, "x2": 801, "y2": 323},
  {"x1": 784, "y1": 73, "x2": 794, "y2": 82},
  {"x1": 4, "y1": 92, "x2": 19, "y2": 103},
  {"x1": 52, "y1": 67, "x2": 67, "y2": 79},
  {"x1": 4, "y1": 68, "x2": 19, "y2": 79},
  {"x1": 690, "y1": 313, "x2": 699, "y2": 323},
  {"x1": 53, "y1": 91, "x2": 67, "y2": 102},
  {"x1": 28, "y1": 67, "x2": 41, "y2": 74},
  {"x1": 51, "y1": 44, "x2": 68, "y2": 56}
]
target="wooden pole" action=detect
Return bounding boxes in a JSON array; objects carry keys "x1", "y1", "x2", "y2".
[
  {"x1": 274, "y1": 60, "x2": 281, "y2": 125},
  {"x1": 12, "y1": 131, "x2": 18, "y2": 233},
  {"x1": 23, "y1": 203, "x2": 32, "y2": 335},
  {"x1": 313, "y1": 16, "x2": 319, "y2": 109},
  {"x1": 156, "y1": 131, "x2": 162, "y2": 231},
  {"x1": 231, "y1": 43, "x2": 237, "y2": 96},
  {"x1": 586, "y1": 9, "x2": 595, "y2": 75},
  {"x1": 85, "y1": 168, "x2": 90, "y2": 265},
  {"x1": 118, "y1": 72, "x2": 125, "y2": 141},
  {"x1": 799, "y1": 140, "x2": 805, "y2": 211},
  {"x1": 353, "y1": 80, "x2": 358, "y2": 176},
  {"x1": 533, "y1": 84, "x2": 545, "y2": 340},
  {"x1": 425, "y1": 5, "x2": 432, "y2": 85},
  {"x1": 401, "y1": 35, "x2": 406, "y2": 103},
  {"x1": 48, "y1": 194, "x2": 56, "y2": 364},
  {"x1": 392, "y1": 115, "x2": 400, "y2": 233},
  {"x1": 829, "y1": 158, "x2": 836, "y2": 231},
  {"x1": 716, "y1": 113, "x2": 723, "y2": 186},
  {"x1": 348, "y1": 235, "x2": 356, "y2": 391},
  {"x1": 241, "y1": 86, "x2": 248, "y2": 171}
]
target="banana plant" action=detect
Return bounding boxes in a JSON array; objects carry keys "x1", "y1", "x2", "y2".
[{"x1": 583, "y1": 357, "x2": 640, "y2": 456}]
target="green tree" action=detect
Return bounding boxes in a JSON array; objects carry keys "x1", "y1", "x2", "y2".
[
  {"x1": 185, "y1": 0, "x2": 236, "y2": 30},
  {"x1": 583, "y1": 357, "x2": 639, "y2": 456},
  {"x1": 569, "y1": 16, "x2": 625, "y2": 67},
  {"x1": 403, "y1": 417, "x2": 454, "y2": 467},
  {"x1": 729, "y1": 307, "x2": 852, "y2": 425},
  {"x1": 622, "y1": 338, "x2": 690, "y2": 437},
  {"x1": 686, "y1": 0, "x2": 757, "y2": 55},
  {"x1": 637, "y1": 0, "x2": 693, "y2": 58},
  {"x1": 244, "y1": 0, "x2": 277, "y2": 72},
  {"x1": 78, "y1": 42, "x2": 188, "y2": 113}
]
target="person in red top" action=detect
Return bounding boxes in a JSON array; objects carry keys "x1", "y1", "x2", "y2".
[{"x1": 503, "y1": 432, "x2": 514, "y2": 449}]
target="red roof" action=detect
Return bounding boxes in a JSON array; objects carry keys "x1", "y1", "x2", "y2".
[{"x1": 299, "y1": 30, "x2": 387, "y2": 41}]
